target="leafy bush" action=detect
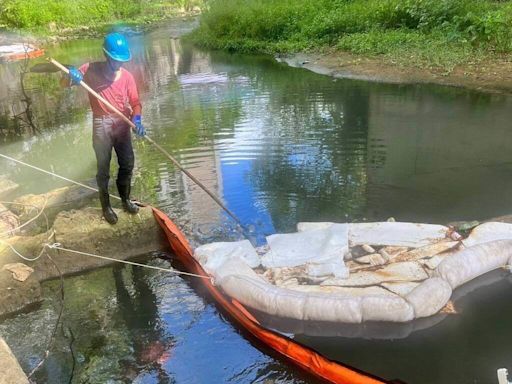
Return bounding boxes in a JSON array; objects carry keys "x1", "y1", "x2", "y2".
[
  {"x1": 191, "y1": 0, "x2": 512, "y2": 55},
  {"x1": 0, "y1": 0, "x2": 197, "y2": 29}
]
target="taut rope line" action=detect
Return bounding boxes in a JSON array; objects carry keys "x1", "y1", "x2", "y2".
[
  {"x1": 0, "y1": 152, "x2": 121, "y2": 200},
  {"x1": 46, "y1": 243, "x2": 211, "y2": 280}
]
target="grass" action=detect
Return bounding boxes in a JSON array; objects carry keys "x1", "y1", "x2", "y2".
[
  {"x1": 188, "y1": 0, "x2": 512, "y2": 69},
  {"x1": 0, "y1": 0, "x2": 203, "y2": 34}
]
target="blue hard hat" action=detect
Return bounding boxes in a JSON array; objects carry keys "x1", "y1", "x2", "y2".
[{"x1": 103, "y1": 33, "x2": 131, "y2": 62}]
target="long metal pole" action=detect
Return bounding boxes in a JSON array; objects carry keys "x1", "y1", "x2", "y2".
[{"x1": 48, "y1": 57, "x2": 243, "y2": 228}]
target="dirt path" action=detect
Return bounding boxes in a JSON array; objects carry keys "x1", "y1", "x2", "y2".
[{"x1": 281, "y1": 50, "x2": 512, "y2": 94}]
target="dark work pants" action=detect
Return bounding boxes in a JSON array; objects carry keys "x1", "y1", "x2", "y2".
[{"x1": 92, "y1": 116, "x2": 134, "y2": 192}]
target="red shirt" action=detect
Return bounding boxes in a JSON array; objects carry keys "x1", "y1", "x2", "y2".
[{"x1": 79, "y1": 62, "x2": 141, "y2": 117}]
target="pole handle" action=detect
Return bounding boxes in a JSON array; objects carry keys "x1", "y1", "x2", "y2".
[
  {"x1": 48, "y1": 57, "x2": 245, "y2": 229},
  {"x1": 49, "y1": 58, "x2": 135, "y2": 129}
]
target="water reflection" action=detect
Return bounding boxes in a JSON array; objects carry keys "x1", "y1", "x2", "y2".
[
  {"x1": 1, "y1": 21, "x2": 512, "y2": 384},
  {"x1": 113, "y1": 265, "x2": 174, "y2": 383}
]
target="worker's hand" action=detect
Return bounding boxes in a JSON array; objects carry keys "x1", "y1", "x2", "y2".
[
  {"x1": 67, "y1": 66, "x2": 83, "y2": 86},
  {"x1": 132, "y1": 115, "x2": 145, "y2": 137}
]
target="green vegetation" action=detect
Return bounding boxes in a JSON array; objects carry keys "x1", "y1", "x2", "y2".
[
  {"x1": 0, "y1": 0, "x2": 203, "y2": 32},
  {"x1": 189, "y1": 0, "x2": 512, "y2": 69}
]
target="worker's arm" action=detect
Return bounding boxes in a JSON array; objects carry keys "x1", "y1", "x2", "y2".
[
  {"x1": 127, "y1": 72, "x2": 145, "y2": 137},
  {"x1": 60, "y1": 65, "x2": 85, "y2": 88}
]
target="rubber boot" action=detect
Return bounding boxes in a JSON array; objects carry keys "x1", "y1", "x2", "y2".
[
  {"x1": 117, "y1": 182, "x2": 139, "y2": 214},
  {"x1": 99, "y1": 189, "x2": 118, "y2": 225}
]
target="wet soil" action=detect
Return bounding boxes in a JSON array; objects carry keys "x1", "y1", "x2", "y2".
[{"x1": 282, "y1": 50, "x2": 512, "y2": 94}]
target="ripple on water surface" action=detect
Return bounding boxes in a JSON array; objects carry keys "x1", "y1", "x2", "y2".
[{"x1": 1, "y1": 23, "x2": 512, "y2": 384}]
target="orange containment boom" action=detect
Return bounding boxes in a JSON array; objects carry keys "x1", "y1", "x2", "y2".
[{"x1": 152, "y1": 208, "x2": 389, "y2": 384}]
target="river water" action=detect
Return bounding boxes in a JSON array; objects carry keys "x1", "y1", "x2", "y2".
[{"x1": 0, "y1": 20, "x2": 512, "y2": 383}]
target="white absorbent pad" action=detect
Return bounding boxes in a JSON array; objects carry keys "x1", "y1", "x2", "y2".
[
  {"x1": 305, "y1": 260, "x2": 349, "y2": 279},
  {"x1": 435, "y1": 239, "x2": 512, "y2": 289},
  {"x1": 405, "y1": 278, "x2": 452, "y2": 318},
  {"x1": 297, "y1": 222, "x2": 337, "y2": 232},
  {"x1": 218, "y1": 273, "x2": 363, "y2": 323},
  {"x1": 348, "y1": 222, "x2": 449, "y2": 247},
  {"x1": 194, "y1": 240, "x2": 260, "y2": 275},
  {"x1": 463, "y1": 222, "x2": 512, "y2": 247},
  {"x1": 261, "y1": 224, "x2": 349, "y2": 268}
]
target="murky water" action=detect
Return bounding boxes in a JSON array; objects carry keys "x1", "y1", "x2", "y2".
[{"x1": 1, "y1": 20, "x2": 512, "y2": 383}]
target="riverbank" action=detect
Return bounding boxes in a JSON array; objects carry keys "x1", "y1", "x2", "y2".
[
  {"x1": 281, "y1": 50, "x2": 512, "y2": 94},
  {"x1": 0, "y1": 182, "x2": 165, "y2": 318},
  {"x1": 189, "y1": 0, "x2": 512, "y2": 94},
  {"x1": 0, "y1": 0, "x2": 202, "y2": 45}
]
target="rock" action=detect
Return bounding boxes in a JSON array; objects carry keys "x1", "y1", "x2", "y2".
[
  {"x1": 11, "y1": 185, "x2": 97, "y2": 235},
  {"x1": 2, "y1": 263, "x2": 34, "y2": 282},
  {"x1": 0, "y1": 177, "x2": 19, "y2": 199},
  {"x1": 0, "y1": 268, "x2": 42, "y2": 316},
  {"x1": 0, "y1": 203, "x2": 19, "y2": 237},
  {"x1": 32, "y1": 206, "x2": 165, "y2": 280},
  {"x1": 0, "y1": 337, "x2": 29, "y2": 384}
]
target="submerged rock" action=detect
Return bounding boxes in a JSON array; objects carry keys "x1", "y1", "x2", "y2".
[
  {"x1": 0, "y1": 337, "x2": 29, "y2": 384},
  {"x1": 0, "y1": 177, "x2": 19, "y2": 199}
]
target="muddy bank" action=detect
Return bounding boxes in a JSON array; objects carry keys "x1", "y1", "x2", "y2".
[
  {"x1": 0, "y1": 185, "x2": 166, "y2": 318},
  {"x1": 280, "y1": 51, "x2": 512, "y2": 94}
]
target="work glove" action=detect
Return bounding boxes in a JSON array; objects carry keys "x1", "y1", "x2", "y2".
[
  {"x1": 68, "y1": 66, "x2": 83, "y2": 86},
  {"x1": 132, "y1": 115, "x2": 145, "y2": 137}
]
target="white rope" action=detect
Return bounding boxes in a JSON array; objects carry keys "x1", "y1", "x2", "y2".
[
  {"x1": 0, "y1": 198, "x2": 49, "y2": 238},
  {"x1": 0, "y1": 153, "x2": 121, "y2": 200},
  {"x1": 0, "y1": 153, "x2": 213, "y2": 281},
  {"x1": 0, "y1": 239, "x2": 47, "y2": 261},
  {"x1": 46, "y1": 243, "x2": 211, "y2": 281},
  {"x1": 0, "y1": 231, "x2": 55, "y2": 262}
]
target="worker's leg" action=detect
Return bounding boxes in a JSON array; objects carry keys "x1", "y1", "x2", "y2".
[
  {"x1": 113, "y1": 118, "x2": 138, "y2": 214},
  {"x1": 93, "y1": 116, "x2": 118, "y2": 224}
]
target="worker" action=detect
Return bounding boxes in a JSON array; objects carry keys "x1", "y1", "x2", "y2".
[{"x1": 62, "y1": 32, "x2": 145, "y2": 224}]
